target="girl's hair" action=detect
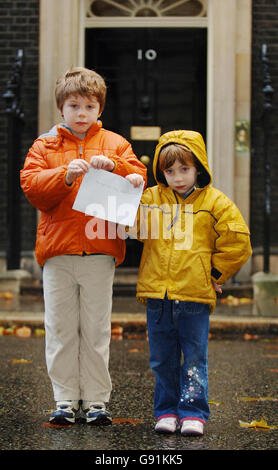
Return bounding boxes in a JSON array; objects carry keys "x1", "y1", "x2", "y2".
[
  {"x1": 55, "y1": 67, "x2": 107, "y2": 113},
  {"x1": 159, "y1": 143, "x2": 201, "y2": 171}
]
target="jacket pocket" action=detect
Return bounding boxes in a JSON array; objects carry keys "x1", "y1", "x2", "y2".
[
  {"x1": 227, "y1": 222, "x2": 250, "y2": 235},
  {"x1": 198, "y1": 254, "x2": 210, "y2": 286}
]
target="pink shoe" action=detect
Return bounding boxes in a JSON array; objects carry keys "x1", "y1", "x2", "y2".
[
  {"x1": 155, "y1": 417, "x2": 179, "y2": 433},
  {"x1": 181, "y1": 419, "x2": 204, "y2": 436}
]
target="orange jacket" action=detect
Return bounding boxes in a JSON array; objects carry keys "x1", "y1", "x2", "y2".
[{"x1": 20, "y1": 121, "x2": 147, "y2": 267}]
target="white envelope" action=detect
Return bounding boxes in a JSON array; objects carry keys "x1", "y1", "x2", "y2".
[{"x1": 72, "y1": 168, "x2": 143, "y2": 227}]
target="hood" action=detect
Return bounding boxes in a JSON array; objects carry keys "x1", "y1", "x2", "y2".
[{"x1": 153, "y1": 130, "x2": 212, "y2": 188}]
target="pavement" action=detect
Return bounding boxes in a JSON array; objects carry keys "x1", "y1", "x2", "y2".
[
  {"x1": 1, "y1": 276, "x2": 278, "y2": 454},
  {"x1": 1, "y1": 335, "x2": 278, "y2": 453},
  {"x1": 0, "y1": 278, "x2": 278, "y2": 337}
]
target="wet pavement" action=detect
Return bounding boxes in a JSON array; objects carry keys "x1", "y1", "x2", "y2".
[
  {"x1": 1, "y1": 334, "x2": 278, "y2": 455},
  {"x1": 1, "y1": 284, "x2": 278, "y2": 460}
]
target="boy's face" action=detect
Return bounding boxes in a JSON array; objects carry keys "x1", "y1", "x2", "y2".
[
  {"x1": 61, "y1": 94, "x2": 101, "y2": 138},
  {"x1": 163, "y1": 160, "x2": 198, "y2": 194}
]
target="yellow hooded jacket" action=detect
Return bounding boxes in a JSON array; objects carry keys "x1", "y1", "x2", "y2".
[{"x1": 131, "y1": 130, "x2": 252, "y2": 312}]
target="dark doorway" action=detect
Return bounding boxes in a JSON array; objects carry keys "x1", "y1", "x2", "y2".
[{"x1": 85, "y1": 27, "x2": 207, "y2": 266}]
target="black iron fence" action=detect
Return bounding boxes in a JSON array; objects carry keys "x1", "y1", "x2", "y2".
[
  {"x1": 261, "y1": 44, "x2": 274, "y2": 274},
  {"x1": 2, "y1": 49, "x2": 25, "y2": 270}
]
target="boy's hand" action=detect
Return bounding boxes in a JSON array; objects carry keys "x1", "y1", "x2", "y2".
[
  {"x1": 90, "y1": 155, "x2": 115, "y2": 172},
  {"x1": 125, "y1": 173, "x2": 144, "y2": 188},
  {"x1": 66, "y1": 159, "x2": 90, "y2": 185},
  {"x1": 212, "y1": 280, "x2": 222, "y2": 294}
]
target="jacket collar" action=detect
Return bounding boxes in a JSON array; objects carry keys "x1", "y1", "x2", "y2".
[
  {"x1": 158, "y1": 184, "x2": 203, "y2": 204},
  {"x1": 57, "y1": 120, "x2": 102, "y2": 141}
]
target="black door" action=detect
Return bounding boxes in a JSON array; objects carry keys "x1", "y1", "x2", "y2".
[{"x1": 85, "y1": 27, "x2": 207, "y2": 267}]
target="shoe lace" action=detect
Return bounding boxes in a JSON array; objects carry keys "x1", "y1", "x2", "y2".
[
  {"x1": 56, "y1": 401, "x2": 76, "y2": 412},
  {"x1": 163, "y1": 417, "x2": 177, "y2": 423},
  {"x1": 183, "y1": 420, "x2": 202, "y2": 428},
  {"x1": 84, "y1": 402, "x2": 106, "y2": 412}
]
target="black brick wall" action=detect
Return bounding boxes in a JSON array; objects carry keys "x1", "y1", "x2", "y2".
[
  {"x1": 251, "y1": 0, "x2": 278, "y2": 250},
  {"x1": 0, "y1": 0, "x2": 39, "y2": 256}
]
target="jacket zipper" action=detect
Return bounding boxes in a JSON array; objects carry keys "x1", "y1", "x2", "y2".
[
  {"x1": 165, "y1": 198, "x2": 179, "y2": 296},
  {"x1": 79, "y1": 142, "x2": 83, "y2": 157},
  {"x1": 78, "y1": 140, "x2": 87, "y2": 254}
]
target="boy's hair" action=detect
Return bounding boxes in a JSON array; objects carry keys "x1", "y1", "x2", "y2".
[
  {"x1": 55, "y1": 67, "x2": 107, "y2": 113},
  {"x1": 159, "y1": 143, "x2": 201, "y2": 171}
]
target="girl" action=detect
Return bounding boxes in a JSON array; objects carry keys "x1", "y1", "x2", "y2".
[{"x1": 130, "y1": 130, "x2": 252, "y2": 436}]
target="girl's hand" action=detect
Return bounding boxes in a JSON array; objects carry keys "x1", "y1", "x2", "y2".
[
  {"x1": 90, "y1": 155, "x2": 115, "y2": 172},
  {"x1": 212, "y1": 280, "x2": 223, "y2": 294},
  {"x1": 66, "y1": 159, "x2": 90, "y2": 185},
  {"x1": 125, "y1": 173, "x2": 144, "y2": 188}
]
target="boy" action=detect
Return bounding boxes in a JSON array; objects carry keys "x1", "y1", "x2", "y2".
[
  {"x1": 129, "y1": 130, "x2": 252, "y2": 436},
  {"x1": 20, "y1": 67, "x2": 146, "y2": 425}
]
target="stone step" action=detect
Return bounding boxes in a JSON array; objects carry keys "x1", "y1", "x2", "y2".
[{"x1": 19, "y1": 278, "x2": 253, "y2": 298}]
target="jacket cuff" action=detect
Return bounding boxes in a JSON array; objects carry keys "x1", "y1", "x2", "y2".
[
  {"x1": 211, "y1": 267, "x2": 222, "y2": 281},
  {"x1": 64, "y1": 170, "x2": 75, "y2": 189}
]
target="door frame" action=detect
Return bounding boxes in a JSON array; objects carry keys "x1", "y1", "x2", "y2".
[
  {"x1": 79, "y1": 2, "x2": 212, "y2": 168},
  {"x1": 39, "y1": 0, "x2": 252, "y2": 280}
]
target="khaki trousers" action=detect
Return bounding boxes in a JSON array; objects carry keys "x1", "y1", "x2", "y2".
[{"x1": 43, "y1": 254, "x2": 115, "y2": 403}]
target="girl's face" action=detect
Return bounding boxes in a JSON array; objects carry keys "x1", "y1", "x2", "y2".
[
  {"x1": 61, "y1": 94, "x2": 101, "y2": 139},
  {"x1": 163, "y1": 160, "x2": 198, "y2": 194}
]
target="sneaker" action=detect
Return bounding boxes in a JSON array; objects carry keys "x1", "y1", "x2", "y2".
[
  {"x1": 82, "y1": 402, "x2": 112, "y2": 426},
  {"x1": 154, "y1": 417, "x2": 179, "y2": 434},
  {"x1": 181, "y1": 419, "x2": 204, "y2": 436},
  {"x1": 49, "y1": 400, "x2": 79, "y2": 425}
]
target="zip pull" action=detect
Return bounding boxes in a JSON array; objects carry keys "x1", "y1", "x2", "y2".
[{"x1": 79, "y1": 144, "x2": 83, "y2": 156}]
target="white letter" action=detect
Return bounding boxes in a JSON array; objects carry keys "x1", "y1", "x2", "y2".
[{"x1": 174, "y1": 204, "x2": 193, "y2": 250}]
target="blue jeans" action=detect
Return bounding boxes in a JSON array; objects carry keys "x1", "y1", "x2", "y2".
[{"x1": 147, "y1": 297, "x2": 210, "y2": 423}]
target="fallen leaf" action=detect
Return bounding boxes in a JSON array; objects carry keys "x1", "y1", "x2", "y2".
[
  {"x1": 34, "y1": 328, "x2": 45, "y2": 337},
  {"x1": 15, "y1": 326, "x2": 32, "y2": 338},
  {"x1": 42, "y1": 422, "x2": 72, "y2": 429},
  {"x1": 265, "y1": 345, "x2": 278, "y2": 350},
  {"x1": 4, "y1": 326, "x2": 17, "y2": 335},
  {"x1": 0, "y1": 292, "x2": 13, "y2": 300},
  {"x1": 43, "y1": 409, "x2": 54, "y2": 415},
  {"x1": 111, "y1": 326, "x2": 123, "y2": 340},
  {"x1": 261, "y1": 337, "x2": 278, "y2": 342},
  {"x1": 111, "y1": 334, "x2": 123, "y2": 341},
  {"x1": 111, "y1": 326, "x2": 123, "y2": 335},
  {"x1": 128, "y1": 348, "x2": 140, "y2": 353},
  {"x1": 238, "y1": 396, "x2": 278, "y2": 402},
  {"x1": 239, "y1": 418, "x2": 278, "y2": 430},
  {"x1": 208, "y1": 400, "x2": 221, "y2": 406},
  {"x1": 268, "y1": 369, "x2": 278, "y2": 373},
  {"x1": 10, "y1": 358, "x2": 33, "y2": 364},
  {"x1": 126, "y1": 333, "x2": 143, "y2": 339},
  {"x1": 220, "y1": 295, "x2": 252, "y2": 306},
  {"x1": 112, "y1": 418, "x2": 142, "y2": 426},
  {"x1": 244, "y1": 333, "x2": 259, "y2": 341},
  {"x1": 239, "y1": 298, "x2": 253, "y2": 304}
]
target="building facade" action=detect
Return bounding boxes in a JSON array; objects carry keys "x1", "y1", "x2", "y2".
[{"x1": 0, "y1": 0, "x2": 277, "y2": 279}]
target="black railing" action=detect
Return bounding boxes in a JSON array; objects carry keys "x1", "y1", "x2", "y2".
[
  {"x1": 261, "y1": 44, "x2": 274, "y2": 274},
  {"x1": 2, "y1": 49, "x2": 24, "y2": 270}
]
